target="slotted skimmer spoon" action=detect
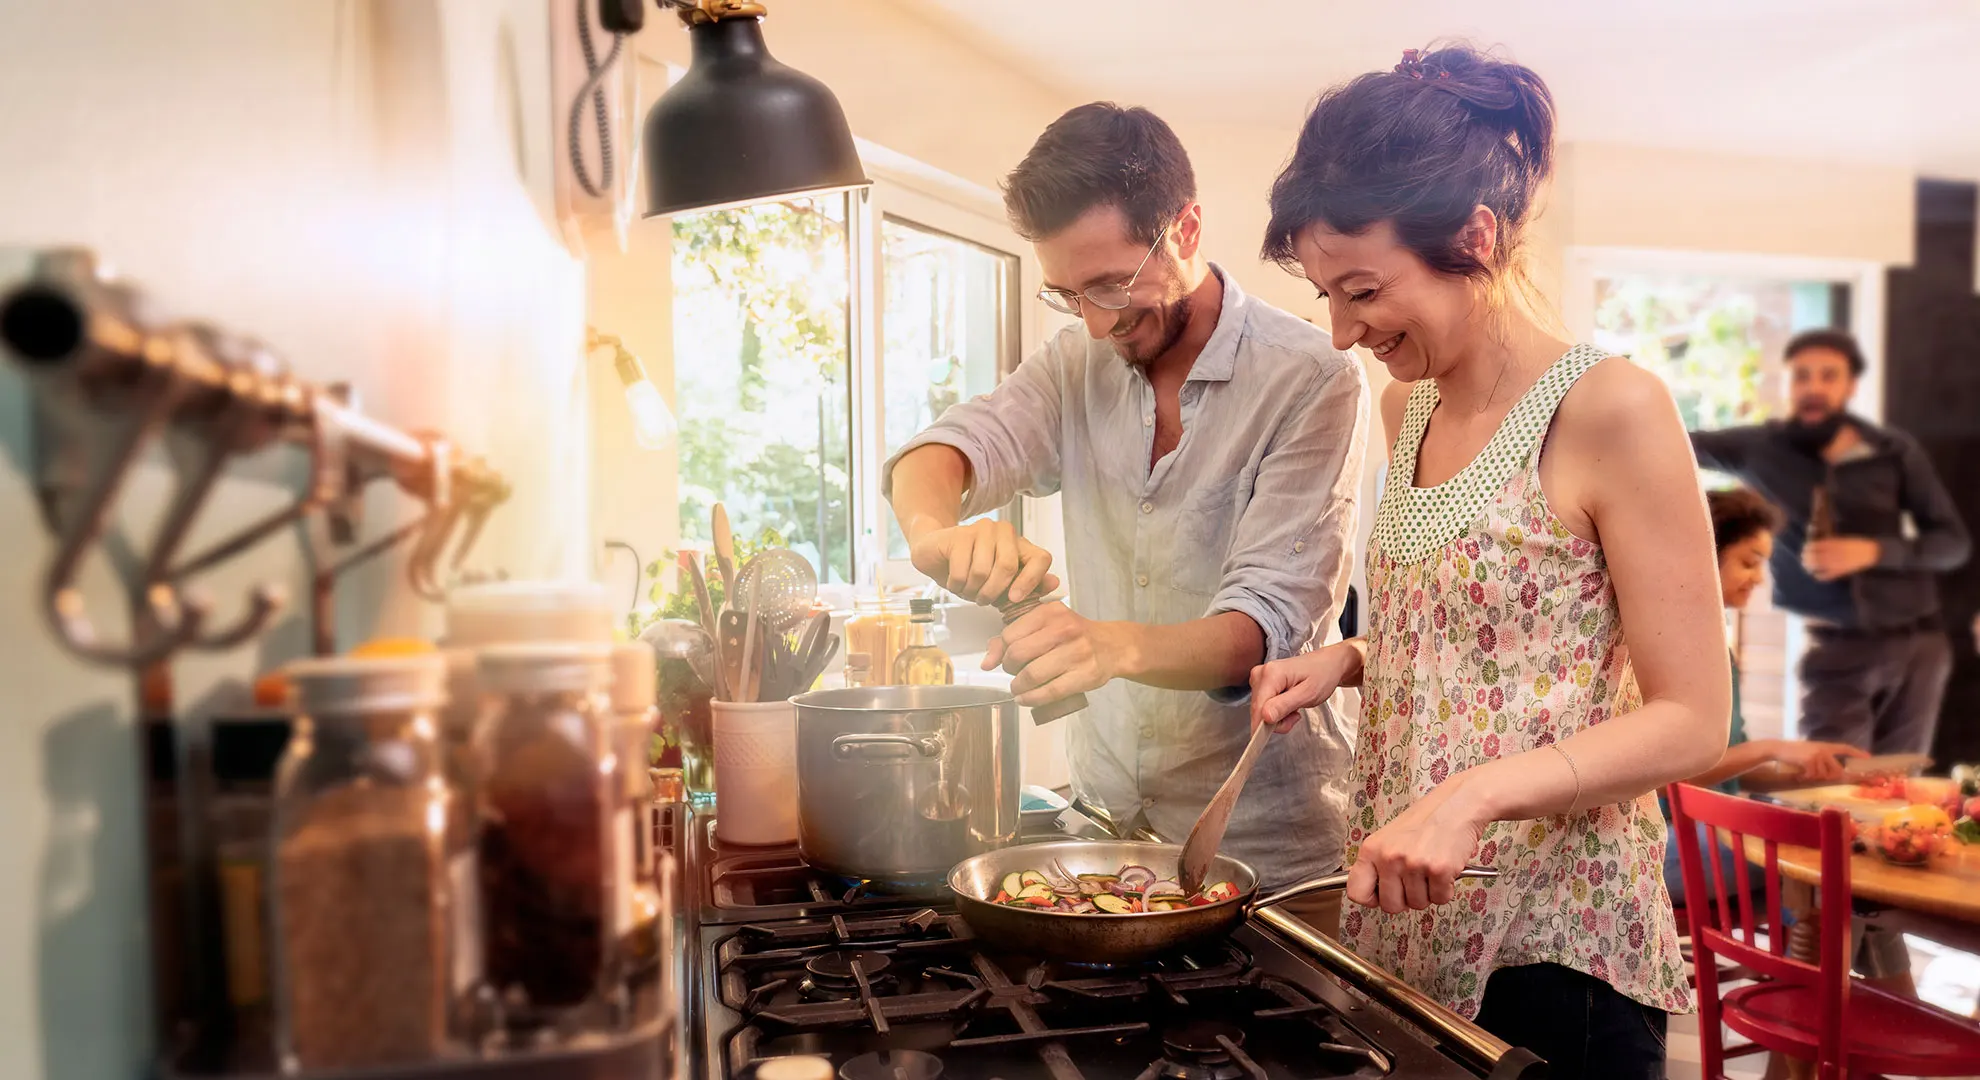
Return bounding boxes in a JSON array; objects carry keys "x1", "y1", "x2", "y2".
[{"x1": 735, "y1": 548, "x2": 818, "y2": 636}]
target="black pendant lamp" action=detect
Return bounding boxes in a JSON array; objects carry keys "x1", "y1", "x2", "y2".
[{"x1": 643, "y1": 1, "x2": 871, "y2": 218}]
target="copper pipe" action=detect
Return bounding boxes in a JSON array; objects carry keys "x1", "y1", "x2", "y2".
[{"x1": 0, "y1": 250, "x2": 508, "y2": 508}]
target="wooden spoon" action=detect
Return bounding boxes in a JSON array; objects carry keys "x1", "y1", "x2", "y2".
[
  {"x1": 678, "y1": 551, "x2": 727, "y2": 699},
  {"x1": 711, "y1": 503, "x2": 738, "y2": 606},
  {"x1": 1178, "y1": 722, "x2": 1275, "y2": 897},
  {"x1": 739, "y1": 573, "x2": 764, "y2": 702}
]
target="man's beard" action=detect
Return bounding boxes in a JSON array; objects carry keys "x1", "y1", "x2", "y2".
[
  {"x1": 1114, "y1": 294, "x2": 1193, "y2": 368},
  {"x1": 1784, "y1": 409, "x2": 1847, "y2": 455}
]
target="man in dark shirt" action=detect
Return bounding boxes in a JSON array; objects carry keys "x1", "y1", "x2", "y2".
[{"x1": 1690, "y1": 329, "x2": 1971, "y2": 755}]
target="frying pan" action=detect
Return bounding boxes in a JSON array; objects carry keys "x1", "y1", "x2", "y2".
[{"x1": 948, "y1": 839, "x2": 1496, "y2": 965}]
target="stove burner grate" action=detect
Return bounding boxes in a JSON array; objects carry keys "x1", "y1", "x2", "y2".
[
  {"x1": 717, "y1": 916, "x2": 1411, "y2": 1080},
  {"x1": 798, "y1": 950, "x2": 896, "y2": 1002},
  {"x1": 1149, "y1": 1020, "x2": 1252, "y2": 1080}
]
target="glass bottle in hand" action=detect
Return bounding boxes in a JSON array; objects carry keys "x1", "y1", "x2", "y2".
[
  {"x1": 891, "y1": 599, "x2": 953, "y2": 686},
  {"x1": 475, "y1": 644, "x2": 621, "y2": 1024},
  {"x1": 1809, "y1": 479, "x2": 1837, "y2": 541}
]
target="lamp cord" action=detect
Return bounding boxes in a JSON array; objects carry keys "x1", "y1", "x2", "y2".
[
  {"x1": 604, "y1": 539, "x2": 643, "y2": 617},
  {"x1": 569, "y1": 0, "x2": 626, "y2": 199}
]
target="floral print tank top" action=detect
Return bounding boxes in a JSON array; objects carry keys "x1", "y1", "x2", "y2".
[{"x1": 1342, "y1": 344, "x2": 1692, "y2": 1019}]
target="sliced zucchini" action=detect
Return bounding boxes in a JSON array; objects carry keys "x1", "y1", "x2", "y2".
[{"x1": 1092, "y1": 894, "x2": 1133, "y2": 914}]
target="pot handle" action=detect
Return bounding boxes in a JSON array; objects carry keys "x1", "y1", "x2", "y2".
[
  {"x1": 832, "y1": 732, "x2": 946, "y2": 762},
  {"x1": 1250, "y1": 866, "x2": 1498, "y2": 914}
]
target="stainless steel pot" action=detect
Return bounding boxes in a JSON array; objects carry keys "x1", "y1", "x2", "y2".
[{"x1": 793, "y1": 685, "x2": 1020, "y2": 888}]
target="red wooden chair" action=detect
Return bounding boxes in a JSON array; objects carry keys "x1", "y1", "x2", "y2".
[{"x1": 1667, "y1": 783, "x2": 1980, "y2": 1079}]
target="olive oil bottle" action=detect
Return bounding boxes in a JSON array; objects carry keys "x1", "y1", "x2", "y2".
[{"x1": 890, "y1": 599, "x2": 953, "y2": 686}]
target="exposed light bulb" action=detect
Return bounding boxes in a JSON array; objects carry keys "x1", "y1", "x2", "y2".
[
  {"x1": 610, "y1": 341, "x2": 677, "y2": 452},
  {"x1": 622, "y1": 378, "x2": 677, "y2": 451}
]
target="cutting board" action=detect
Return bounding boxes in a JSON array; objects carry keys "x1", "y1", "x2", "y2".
[
  {"x1": 1771, "y1": 775, "x2": 1960, "y2": 823},
  {"x1": 1770, "y1": 785, "x2": 1907, "y2": 823}
]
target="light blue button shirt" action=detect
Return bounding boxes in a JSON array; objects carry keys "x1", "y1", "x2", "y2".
[{"x1": 884, "y1": 266, "x2": 1368, "y2": 888}]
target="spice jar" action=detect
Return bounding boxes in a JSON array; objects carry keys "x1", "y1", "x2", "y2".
[
  {"x1": 475, "y1": 644, "x2": 623, "y2": 1022},
  {"x1": 610, "y1": 643, "x2": 666, "y2": 994},
  {"x1": 272, "y1": 654, "x2": 464, "y2": 1072},
  {"x1": 209, "y1": 712, "x2": 293, "y2": 1064}
]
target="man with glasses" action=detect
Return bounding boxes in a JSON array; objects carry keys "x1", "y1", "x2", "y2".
[{"x1": 884, "y1": 103, "x2": 1369, "y2": 927}]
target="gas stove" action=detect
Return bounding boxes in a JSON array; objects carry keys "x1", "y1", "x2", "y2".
[
  {"x1": 683, "y1": 807, "x2": 1117, "y2": 926},
  {"x1": 672, "y1": 807, "x2": 1543, "y2": 1080}
]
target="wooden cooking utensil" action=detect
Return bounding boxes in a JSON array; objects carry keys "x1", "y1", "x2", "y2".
[
  {"x1": 711, "y1": 503, "x2": 738, "y2": 606},
  {"x1": 679, "y1": 550, "x2": 727, "y2": 699},
  {"x1": 718, "y1": 610, "x2": 748, "y2": 703},
  {"x1": 739, "y1": 573, "x2": 764, "y2": 702},
  {"x1": 1177, "y1": 722, "x2": 1274, "y2": 896}
]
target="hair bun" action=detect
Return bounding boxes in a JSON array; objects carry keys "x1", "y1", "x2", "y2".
[
  {"x1": 1263, "y1": 40, "x2": 1559, "y2": 292},
  {"x1": 1411, "y1": 46, "x2": 1555, "y2": 186}
]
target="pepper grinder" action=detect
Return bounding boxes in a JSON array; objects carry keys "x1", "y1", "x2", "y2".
[{"x1": 993, "y1": 595, "x2": 1089, "y2": 724}]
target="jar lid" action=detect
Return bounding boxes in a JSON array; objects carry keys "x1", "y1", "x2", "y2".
[
  {"x1": 285, "y1": 654, "x2": 448, "y2": 716},
  {"x1": 477, "y1": 642, "x2": 613, "y2": 694},
  {"x1": 610, "y1": 641, "x2": 658, "y2": 711},
  {"x1": 444, "y1": 580, "x2": 614, "y2": 647}
]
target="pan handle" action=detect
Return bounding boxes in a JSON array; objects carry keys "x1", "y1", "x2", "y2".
[{"x1": 1250, "y1": 866, "x2": 1498, "y2": 914}]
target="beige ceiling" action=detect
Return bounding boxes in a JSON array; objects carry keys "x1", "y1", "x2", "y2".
[{"x1": 904, "y1": 0, "x2": 1980, "y2": 179}]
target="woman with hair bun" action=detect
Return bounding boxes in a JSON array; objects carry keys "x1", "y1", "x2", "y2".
[{"x1": 1248, "y1": 45, "x2": 1731, "y2": 1075}]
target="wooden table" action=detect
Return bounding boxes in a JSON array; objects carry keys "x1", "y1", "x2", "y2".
[
  {"x1": 1736, "y1": 834, "x2": 1980, "y2": 925},
  {"x1": 1732, "y1": 834, "x2": 1980, "y2": 1078}
]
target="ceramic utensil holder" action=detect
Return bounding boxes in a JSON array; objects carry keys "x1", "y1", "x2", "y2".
[{"x1": 712, "y1": 699, "x2": 799, "y2": 845}]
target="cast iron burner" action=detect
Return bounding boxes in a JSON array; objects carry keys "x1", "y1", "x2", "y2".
[
  {"x1": 800, "y1": 951, "x2": 896, "y2": 1001},
  {"x1": 1155, "y1": 1021, "x2": 1248, "y2": 1080},
  {"x1": 839, "y1": 1050, "x2": 944, "y2": 1080}
]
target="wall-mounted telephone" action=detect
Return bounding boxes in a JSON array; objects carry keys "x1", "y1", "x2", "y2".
[{"x1": 551, "y1": 0, "x2": 642, "y2": 255}]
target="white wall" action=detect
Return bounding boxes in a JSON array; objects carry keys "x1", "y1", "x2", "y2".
[{"x1": 0, "y1": 3, "x2": 589, "y2": 1077}]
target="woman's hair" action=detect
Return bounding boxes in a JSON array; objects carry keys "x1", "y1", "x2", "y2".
[
  {"x1": 1261, "y1": 43, "x2": 1555, "y2": 299},
  {"x1": 1707, "y1": 487, "x2": 1784, "y2": 554}
]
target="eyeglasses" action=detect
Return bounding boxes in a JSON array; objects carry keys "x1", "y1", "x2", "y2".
[{"x1": 1037, "y1": 216, "x2": 1175, "y2": 316}]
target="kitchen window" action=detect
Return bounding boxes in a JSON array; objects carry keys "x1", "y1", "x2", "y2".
[
  {"x1": 878, "y1": 216, "x2": 1022, "y2": 572},
  {"x1": 671, "y1": 195, "x2": 856, "y2": 581},
  {"x1": 669, "y1": 180, "x2": 1031, "y2": 587},
  {"x1": 1588, "y1": 272, "x2": 1851, "y2": 438}
]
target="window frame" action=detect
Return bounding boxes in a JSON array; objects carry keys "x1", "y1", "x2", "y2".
[
  {"x1": 1563, "y1": 246, "x2": 1886, "y2": 420},
  {"x1": 850, "y1": 175, "x2": 1042, "y2": 587}
]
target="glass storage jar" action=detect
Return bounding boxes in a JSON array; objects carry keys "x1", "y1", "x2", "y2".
[{"x1": 271, "y1": 653, "x2": 465, "y2": 1072}]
